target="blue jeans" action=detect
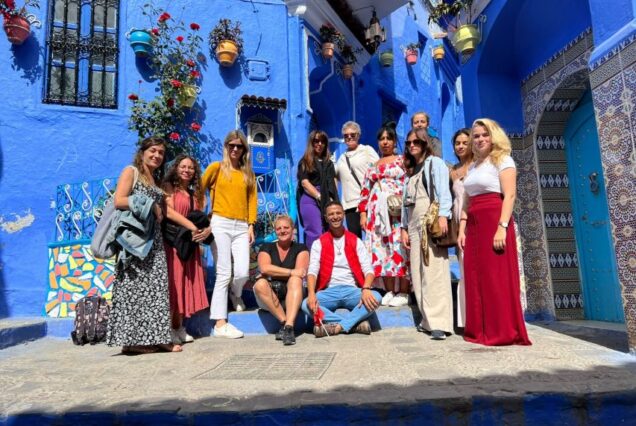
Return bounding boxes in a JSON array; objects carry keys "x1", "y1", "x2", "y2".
[{"x1": 302, "y1": 285, "x2": 382, "y2": 333}]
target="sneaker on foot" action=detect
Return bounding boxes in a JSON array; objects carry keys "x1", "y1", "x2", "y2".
[
  {"x1": 170, "y1": 328, "x2": 183, "y2": 345},
  {"x1": 381, "y1": 291, "x2": 395, "y2": 306},
  {"x1": 177, "y1": 326, "x2": 194, "y2": 343},
  {"x1": 313, "y1": 323, "x2": 340, "y2": 338},
  {"x1": 214, "y1": 322, "x2": 244, "y2": 339},
  {"x1": 431, "y1": 330, "x2": 446, "y2": 340},
  {"x1": 282, "y1": 325, "x2": 296, "y2": 346},
  {"x1": 230, "y1": 294, "x2": 246, "y2": 312},
  {"x1": 388, "y1": 292, "x2": 409, "y2": 307},
  {"x1": 275, "y1": 324, "x2": 285, "y2": 341},
  {"x1": 352, "y1": 320, "x2": 371, "y2": 335}
]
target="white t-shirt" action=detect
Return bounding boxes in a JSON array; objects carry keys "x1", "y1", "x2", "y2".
[
  {"x1": 464, "y1": 155, "x2": 516, "y2": 197},
  {"x1": 308, "y1": 235, "x2": 373, "y2": 287},
  {"x1": 335, "y1": 145, "x2": 379, "y2": 210}
]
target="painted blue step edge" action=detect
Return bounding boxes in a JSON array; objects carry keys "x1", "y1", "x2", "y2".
[{"x1": 0, "y1": 320, "x2": 47, "y2": 350}]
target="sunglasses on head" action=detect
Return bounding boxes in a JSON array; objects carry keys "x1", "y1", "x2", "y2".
[
  {"x1": 405, "y1": 139, "x2": 425, "y2": 147},
  {"x1": 227, "y1": 143, "x2": 244, "y2": 151}
]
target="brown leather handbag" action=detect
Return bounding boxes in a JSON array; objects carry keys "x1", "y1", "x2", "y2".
[{"x1": 425, "y1": 161, "x2": 457, "y2": 248}]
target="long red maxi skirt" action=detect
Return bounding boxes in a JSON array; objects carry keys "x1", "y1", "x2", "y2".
[{"x1": 463, "y1": 193, "x2": 531, "y2": 346}]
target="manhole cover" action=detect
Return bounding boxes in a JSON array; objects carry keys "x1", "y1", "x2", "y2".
[{"x1": 195, "y1": 352, "x2": 336, "y2": 380}]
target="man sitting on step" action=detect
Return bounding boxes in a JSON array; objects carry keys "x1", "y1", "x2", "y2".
[{"x1": 302, "y1": 201, "x2": 381, "y2": 337}]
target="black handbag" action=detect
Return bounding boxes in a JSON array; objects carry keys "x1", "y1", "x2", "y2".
[{"x1": 163, "y1": 190, "x2": 213, "y2": 261}]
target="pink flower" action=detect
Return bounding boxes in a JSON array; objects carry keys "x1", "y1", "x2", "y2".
[
  {"x1": 128, "y1": 93, "x2": 139, "y2": 101},
  {"x1": 170, "y1": 79, "x2": 183, "y2": 88},
  {"x1": 190, "y1": 23, "x2": 200, "y2": 30},
  {"x1": 190, "y1": 122, "x2": 201, "y2": 132},
  {"x1": 176, "y1": 35, "x2": 184, "y2": 43},
  {"x1": 151, "y1": 28, "x2": 160, "y2": 36},
  {"x1": 186, "y1": 59, "x2": 196, "y2": 68},
  {"x1": 169, "y1": 132, "x2": 180, "y2": 141},
  {"x1": 189, "y1": 70, "x2": 200, "y2": 78},
  {"x1": 158, "y1": 12, "x2": 171, "y2": 23}
]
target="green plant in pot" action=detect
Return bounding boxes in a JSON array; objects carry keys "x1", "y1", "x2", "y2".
[
  {"x1": 428, "y1": 0, "x2": 482, "y2": 56},
  {"x1": 340, "y1": 43, "x2": 362, "y2": 79},
  {"x1": 209, "y1": 18, "x2": 243, "y2": 67},
  {"x1": 319, "y1": 23, "x2": 344, "y2": 60}
]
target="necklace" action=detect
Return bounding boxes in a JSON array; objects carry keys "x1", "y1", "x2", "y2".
[{"x1": 334, "y1": 238, "x2": 344, "y2": 255}]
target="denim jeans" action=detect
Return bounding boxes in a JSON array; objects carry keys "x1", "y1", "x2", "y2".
[{"x1": 301, "y1": 285, "x2": 381, "y2": 333}]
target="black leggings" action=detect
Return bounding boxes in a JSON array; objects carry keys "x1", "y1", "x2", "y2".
[{"x1": 345, "y1": 208, "x2": 362, "y2": 238}]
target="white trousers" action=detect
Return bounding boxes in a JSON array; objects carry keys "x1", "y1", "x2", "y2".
[{"x1": 209, "y1": 215, "x2": 250, "y2": 320}]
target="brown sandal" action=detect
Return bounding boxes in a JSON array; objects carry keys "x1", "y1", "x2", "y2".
[
  {"x1": 157, "y1": 343, "x2": 183, "y2": 353},
  {"x1": 122, "y1": 345, "x2": 159, "y2": 355}
]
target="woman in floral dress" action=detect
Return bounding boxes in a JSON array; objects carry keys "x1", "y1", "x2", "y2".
[{"x1": 358, "y1": 126, "x2": 409, "y2": 306}]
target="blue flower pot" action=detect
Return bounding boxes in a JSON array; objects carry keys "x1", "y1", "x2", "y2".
[{"x1": 126, "y1": 29, "x2": 153, "y2": 57}]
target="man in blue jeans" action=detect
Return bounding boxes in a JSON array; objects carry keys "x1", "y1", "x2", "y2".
[{"x1": 302, "y1": 201, "x2": 381, "y2": 337}]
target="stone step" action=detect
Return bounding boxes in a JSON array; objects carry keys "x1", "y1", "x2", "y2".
[{"x1": 0, "y1": 318, "x2": 47, "y2": 349}]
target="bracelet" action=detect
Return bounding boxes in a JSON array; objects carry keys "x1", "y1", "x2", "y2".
[
  {"x1": 361, "y1": 287, "x2": 372, "y2": 291},
  {"x1": 460, "y1": 218, "x2": 467, "y2": 222}
]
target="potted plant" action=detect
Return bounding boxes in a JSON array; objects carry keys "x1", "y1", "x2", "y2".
[
  {"x1": 128, "y1": 5, "x2": 204, "y2": 156},
  {"x1": 428, "y1": 0, "x2": 482, "y2": 56},
  {"x1": 403, "y1": 42, "x2": 421, "y2": 65},
  {"x1": 379, "y1": 49, "x2": 394, "y2": 67},
  {"x1": 340, "y1": 43, "x2": 362, "y2": 79},
  {"x1": 432, "y1": 41, "x2": 445, "y2": 60},
  {"x1": 126, "y1": 28, "x2": 154, "y2": 57},
  {"x1": 209, "y1": 18, "x2": 243, "y2": 67},
  {"x1": 1, "y1": 0, "x2": 39, "y2": 45},
  {"x1": 319, "y1": 23, "x2": 344, "y2": 60}
]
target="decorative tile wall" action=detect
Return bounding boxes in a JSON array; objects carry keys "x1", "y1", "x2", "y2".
[{"x1": 589, "y1": 31, "x2": 636, "y2": 353}]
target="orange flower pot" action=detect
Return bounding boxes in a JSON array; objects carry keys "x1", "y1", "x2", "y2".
[
  {"x1": 321, "y1": 42, "x2": 335, "y2": 60},
  {"x1": 215, "y1": 39, "x2": 239, "y2": 67},
  {"x1": 3, "y1": 15, "x2": 31, "y2": 45},
  {"x1": 342, "y1": 63, "x2": 353, "y2": 79}
]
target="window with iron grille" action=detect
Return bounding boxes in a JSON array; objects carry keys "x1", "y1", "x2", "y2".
[{"x1": 43, "y1": 0, "x2": 119, "y2": 108}]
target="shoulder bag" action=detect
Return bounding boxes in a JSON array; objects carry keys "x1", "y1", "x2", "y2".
[{"x1": 424, "y1": 160, "x2": 457, "y2": 248}]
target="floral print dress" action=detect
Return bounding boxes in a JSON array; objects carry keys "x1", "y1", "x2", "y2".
[{"x1": 358, "y1": 156, "x2": 408, "y2": 280}]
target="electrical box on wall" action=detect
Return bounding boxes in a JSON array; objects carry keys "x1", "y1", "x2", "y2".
[{"x1": 247, "y1": 120, "x2": 274, "y2": 173}]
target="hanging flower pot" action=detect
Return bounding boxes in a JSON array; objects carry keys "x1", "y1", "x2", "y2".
[
  {"x1": 405, "y1": 49, "x2": 418, "y2": 65},
  {"x1": 432, "y1": 45, "x2": 445, "y2": 61},
  {"x1": 321, "y1": 42, "x2": 335, "y2": 60},
  {"x1": 126, "y1": 29, "x2": 154, "y2": 57},
  {"x1": 3, "y1": 15, "x2": 31, "y2": 45},
  {"x1": 215, "y1": 39, "x2": 239, "y2": 66},
  {"x1": 342, "y1": 63, "x2": 353, "y2": 79},
  {"x1": 177, "y1": 84, "x2": 198, "y2": 108},
  {"x1": 452, "y1": 24, "x2": 481, "y2": 56},
  {"x1": 379, "y1": 50, "x2": 393, "y2": 67}
]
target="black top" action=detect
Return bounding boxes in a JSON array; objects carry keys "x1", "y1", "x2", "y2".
[
  {"x1": 297, "y1": 158, "x2": 333, "y2": 187},
  {"x1": 260, "y1": 242, "x2": 308, "y2": 278},
  {"x1": 296, "y1": 158, "x2": 340, "y2": 225}
]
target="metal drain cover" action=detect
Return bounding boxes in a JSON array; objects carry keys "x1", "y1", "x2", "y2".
[{"x1": 195, "y1": 352, "x2": 336, "y2": 380}]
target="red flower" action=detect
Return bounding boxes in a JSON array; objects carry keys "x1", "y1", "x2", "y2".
[
  {"x1": 5, "y1": 0, "x2": 16, "y2": 10},
  {"x1": 189, "y1": 70, "x2": 200, "y2": 78},
  {"x1": 166, "y1": 98, "x2": 175, "y2": 107},
  {"x1": 170, "y1": 79, "x2": 183, "y2": 88},
  {"x1": 190, "y1": 22, "x2": 200, "y2": 30},
  {"x1": 176, "y1": 35, "x2": 184, "y2": 43},
  {"x1": 186, "y1": 59, "x2": 196, "y2": 68},
  {"x1": 190, "y1": 122, "x2": 201, "y2": 132},
  {"x1": 151, "y1": 28, "x2": 160, "y2": 36},
  {"x1": 128, "y1": 93, "x2": 139, "y2": 101},
  {"x1": 169, "y1": 132, "x2": 180, "y2": 141},
  {"x1": 158, "y1": 12, "x2": 171, "y2": 23}
]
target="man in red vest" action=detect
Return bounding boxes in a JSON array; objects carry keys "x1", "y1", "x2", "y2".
[{"x1": 302, "y1": 201, "x2": 381, "y2": 337}]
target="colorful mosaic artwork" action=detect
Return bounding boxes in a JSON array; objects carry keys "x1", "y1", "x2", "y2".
[{"x1": 46, "y1": 244, "x2": 115, "y2": 318}]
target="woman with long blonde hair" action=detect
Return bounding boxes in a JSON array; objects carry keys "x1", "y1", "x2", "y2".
[
  {"x1": 202, "y1": 130, "x2": 257, "y2": 338},
  {"x1": 458, "y1": 118, "x2": 531, "y2": 346}
]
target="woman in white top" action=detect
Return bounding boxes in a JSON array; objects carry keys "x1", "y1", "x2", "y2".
[
  {"x1": 335, "y1": 121, "x2": 379, "y2": 238},
  {"x1": 458, "y1": 118, "x2": 531, "y2": 346}
]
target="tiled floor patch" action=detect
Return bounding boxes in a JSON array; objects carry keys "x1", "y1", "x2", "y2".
[{"x1": 195, "y1": 352, "x2": 336, "y2": 380}]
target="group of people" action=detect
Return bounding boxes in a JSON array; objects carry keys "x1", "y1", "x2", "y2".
[{"x1": 104, "y1": 112, "x2": 531, "y2": 355}]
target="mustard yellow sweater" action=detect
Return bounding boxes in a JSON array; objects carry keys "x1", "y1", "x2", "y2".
[{"x1": 202, "y1": 162, "x2": 257, "y2": 224}]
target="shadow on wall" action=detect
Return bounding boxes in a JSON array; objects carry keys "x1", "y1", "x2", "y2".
[
  {"x1": 0, "y1": 135, "x2": 8, "y2": 318},
  {"x1": 10, "y1": 34, "x2": 44, "y2": 85}
]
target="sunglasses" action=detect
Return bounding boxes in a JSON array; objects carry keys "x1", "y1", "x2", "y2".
[
  {"x1": 312, "y1": 139, "x2": 326, "y2": 145},
  {"x1": 405, "y1": 139, "x2": 425, "y2": 147},
  {"x1": 227, "y1": 143, "x2": 244, "y2": 151},
  {"x1": 343, "y1": 133, "x2": 358, "y2": 139}
]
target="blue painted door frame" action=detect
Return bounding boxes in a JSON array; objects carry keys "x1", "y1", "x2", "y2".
[{"x1": 564, "y1": 91, "x2": 624, "y2": 322}]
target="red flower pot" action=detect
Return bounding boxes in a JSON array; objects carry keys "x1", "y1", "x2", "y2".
[
  {"x1": 405, "y1": 49, "x2": 418, "y2": 65},
  {"x1": 3, "y1": 15, "x2": 31, "y2": 45}
]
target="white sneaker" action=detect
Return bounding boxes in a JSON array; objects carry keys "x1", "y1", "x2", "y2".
[
  {"x1": 389, "y1": 292, "x2": 409, "y2": 307},
  {"x1": 381, "y1": 291, "x2": 395, "y2": 306},
  {"x1": 214, "y1": 322, "x2": 244, "y2": 339},
  {"x1": 170, "y1": 328, "x2": 183, "y2": 345},
  {"x1": 177, "y1": 326, "x2": 194, "y2": 343},
  {"x1": 230, "y1": 294, "x2": 246, "y2": 312}
]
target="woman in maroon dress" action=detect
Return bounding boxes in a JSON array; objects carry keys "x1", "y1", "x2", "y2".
[
  {"x1": 163, "y1": 155, "x2": 211, "y2": 344},
  {"x1": 458, "y1": 119, "x2": 531, "y2": 346}
]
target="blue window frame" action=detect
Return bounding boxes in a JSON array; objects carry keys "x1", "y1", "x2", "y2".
[{"x1": 43, "y1": 0, "x2": 119, "y2": 108}]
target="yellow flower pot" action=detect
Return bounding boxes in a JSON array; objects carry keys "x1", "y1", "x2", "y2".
[
  {"x1": 215, "y1": 39, "x2": 239, "y2": 67},
  {"x1": 452, "y1": 24, "x2": 481, "y2": 56},
  {"x1": 432, "y1": 45, "x2": 445, "y2": 60},
  {"x1": 178, "y1": 84, "x2": 198, "y2": 108}
]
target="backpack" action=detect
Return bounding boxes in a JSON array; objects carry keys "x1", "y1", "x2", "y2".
[
  {"x1": 90, "y1": 166, "x2": 138, "y2": 259},
  {"x1": 71, "y1": 295, "x2": 111, "y2": 345}
]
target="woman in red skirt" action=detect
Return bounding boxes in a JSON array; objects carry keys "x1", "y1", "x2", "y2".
[{"x1": 458, "y1": 118, "x2": 531, "y2": 346}]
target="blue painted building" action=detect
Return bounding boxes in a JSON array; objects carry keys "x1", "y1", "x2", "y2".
[{"x1": 1, "y1": 0, "x2": 635, "y2": 354}]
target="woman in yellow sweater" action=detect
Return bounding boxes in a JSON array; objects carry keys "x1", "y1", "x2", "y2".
[{"x1": 202, "y1": 130, "x2": 257, "y2": 338}]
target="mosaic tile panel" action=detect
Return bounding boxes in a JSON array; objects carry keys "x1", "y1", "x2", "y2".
[{"x1": 46, "y1": 244, "x2": 115, "y2": 318}]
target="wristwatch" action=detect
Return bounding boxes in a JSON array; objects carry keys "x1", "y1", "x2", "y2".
[{"x1": 498, "y1": 221, "x2": 509, "y2": 229}]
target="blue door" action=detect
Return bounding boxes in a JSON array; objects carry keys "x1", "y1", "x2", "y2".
[{"x1": 564, "y1": 91, "x2": 624, "y2": 322}]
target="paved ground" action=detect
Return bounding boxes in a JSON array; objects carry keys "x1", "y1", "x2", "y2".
[{"x1": 1, "y1": 323, "x2": 636, "y2": 422}]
